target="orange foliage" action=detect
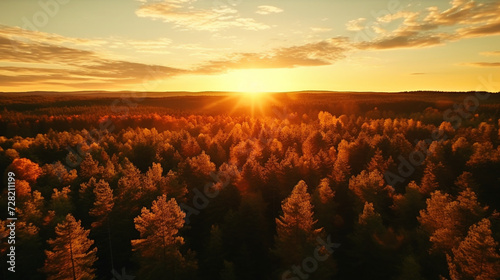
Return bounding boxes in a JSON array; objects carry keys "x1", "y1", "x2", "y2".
[{"x1": 8, "y1": 158, "x2": 42, "y2": 184}]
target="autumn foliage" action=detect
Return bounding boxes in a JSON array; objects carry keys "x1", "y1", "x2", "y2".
[{"x1": 0, "y1": 92, "x2": 499, "y2": 280}]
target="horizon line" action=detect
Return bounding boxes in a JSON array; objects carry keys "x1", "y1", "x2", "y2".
[{"x1": 1, "y1": 89, "x2": 499, "y2": 96}]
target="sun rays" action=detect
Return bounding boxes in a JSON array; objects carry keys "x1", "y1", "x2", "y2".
[{"x1": 201, "y1": 91, "x2": 282, "y2": 118}]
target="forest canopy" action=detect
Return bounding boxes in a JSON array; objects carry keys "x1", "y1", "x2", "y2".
[{"x1": 0, "y1": 91, "x2": 499, "y2": 280}]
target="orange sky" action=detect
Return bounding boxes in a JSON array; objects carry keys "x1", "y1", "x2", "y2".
[{"x1": 0, "y1": 0, "x2": 499, "y2": 92}]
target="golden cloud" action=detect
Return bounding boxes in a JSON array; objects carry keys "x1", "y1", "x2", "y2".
[{"x1": 136, "y1": 0, "x2": 269, "y2": 31}]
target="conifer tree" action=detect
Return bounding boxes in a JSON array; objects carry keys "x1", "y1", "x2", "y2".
[
  {"x1": 420, "y1": 162, "x2": 441, "y2": 195},
  {"x1": 350, "y1": 202, "x2": 399, "y2": 279},
  {"x1": 132, "y1": 194, "x2": 196, "y2": 280},
  {"x1": 367, "y1": 148, "x2": 393, "y2": 174},
  {"x1": 49, "y1": 186, "x2": 74, "y2": 223},
  {"x1": 89, "y1": 179, "x2": 114, "y2": 228},
  {"x1": 43, "y1": 214, "x2": 97, "y2": 280},
  {"x1": 332, "y1": 140, "x2": 351, "y2": 183},
  {"x1": 79, "y1": 154, "x2": 102, "y2": 181},
  {"x1": 18, "y1": 190, "x2": 45, "y2": 226},
  {"x1": 274, "y1": 180, "x2": 324, "y2": 271},
  {"x1": 447, "y1": 219, "x2": 500, "y2": 280},
  {"x1": 313, "y1": 178, "x2": 338, "y2": 234},
  {"x1": 419, "y1": 189, "x2": 486, "y2": 252}
]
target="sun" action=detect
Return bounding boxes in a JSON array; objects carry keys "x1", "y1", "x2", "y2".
[
  {"x1": 238, "y1": 78, "x2": 267, "y2": 94},
  {"x1": 241, "y1": 90, "x2": 265, "y2": 99},
  {"x1": 201, "y1": 88, "x2": 281, "y2": 118},
  {"x1": 201, "y1": 69, "x2": 286, "y2": 117}
]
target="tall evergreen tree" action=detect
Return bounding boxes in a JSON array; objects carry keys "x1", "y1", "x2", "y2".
[
  {"x1": 447, "y1": 219, "x2": 500, "y2": 280},
  {"x1": 89, "y1": 179, "x2": 114, "y2": 228},
  {"x1": 43, "y1": 214, "x2": 97, "y2": 280},
  {"x1": 349, "y1": 202, "x2": 400, "y2": 279},
  {"x1": 419, "y1": 189, "x2": 486, "y2": 252},
  {"x1": 332, "y1": 140, "x2": 351, "y2": 183},
  {"x1": 274, "y1": 181, "x2": 334, "y2": 279},
  {"x1": 49, "y1": 186, "x2": 74, "y2": 224},
  {"x1": 132, "y1": 194, "x2": 196, "y2": 280},
  {"x1": 275, "y1": 181, "x2": 322, "y2": 265},
  {"x1": 313, "y1": 178, "x2": 338, "y2": 235}
]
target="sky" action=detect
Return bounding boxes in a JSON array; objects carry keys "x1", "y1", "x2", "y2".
[{"x1": 0, "y1": 0, "x2": 499, "y2": 93}]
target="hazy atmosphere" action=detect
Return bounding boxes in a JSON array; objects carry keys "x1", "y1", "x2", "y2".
[{"x1": 1, "y1": 0, "x2": 500, "y2": 92}]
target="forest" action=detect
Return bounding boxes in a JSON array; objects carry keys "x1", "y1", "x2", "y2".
[{"x1": 0, "y1": 91, "x2": 500, "y2": 280}]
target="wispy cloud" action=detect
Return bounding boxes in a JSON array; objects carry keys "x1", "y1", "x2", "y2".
[
  {"x1": 136, "y1": 0, "x2": 269, "y2": 31},
  {"x1": 355, "y1": 0, "x2": 500, "y2": 50},
  {"x1": 346, "y1": 18, "x2": 366, "y2": 31},
  {"x1": 256, "y1": 5, "x2": 283, "y2": 15},
  {"x1": 0, "y1": 26, "x2": 184, "y2": 88},
  {"x1": 194, "y1": 37, "x2": 351, "y2": 73},
  {"x1": 462, "y1": 62, "x2": 500, "y2": 67},
  {"x1": 480, "y1": 50, "x2": 500, "y2": 56},
  {"x1": 111, "y1": 38, "x2": 173, "y2": 54},
  {"x1": 311, "y1": 27, "x2": 333, "y2": 33},
  {"x1": 0, "y1": 25, "x2": 352, "y2": 89},
  {"x1": 0, "y1": 25, "x2": 174, "y2": 55}
]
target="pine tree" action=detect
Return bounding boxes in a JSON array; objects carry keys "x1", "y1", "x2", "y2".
[
  {"x1": 315, "y1": 178, "x2": 335, "y2": 205},
  {"x1": 447, "y1": 219, "x2": 500, "y2": 280},
  {"x1": 420, "y1": 162, "x2": 440, "y2": 195},
  {"x1": 79, "y1": 154, "x2": 102, "y2": 181},
  {"x1": 350, "y1": 202, "x2": 400, "y2": 279},
  {"x1": 358, "y1": 202, "x2": 382, "y2": 226},
  {"x1": 43, "y1": 214, "x2": 97, "y2": 280},
  {"x1": 16, "y1": 179, "x2": 32, "y2": 201},
  {"x1": 274, "y1": 181, "x2": 325, "y2": 272},
  {"x1": 367, "y1": 148, "x2": 393, "y2": 174},
  {"x1": 454, "y1": 171, "x2": 478, "y2": 192},
  {"x1": 116, "y1": 158, "x2": 143, "y2": 205},
  {"x1": 419, "y1": 191, "x2": 460, "y2": 252},
  {"x1": 332, "y1": 140, "x2": 351, "y2": 183},
  {"x1": 163, "y1": 170, "x2": 188, "y2": 202},
  {"x1": 89, "y1": 179, "x2": 114, "y2": 228},
  {"x1": 313, "y1": 178, "x2": 338, "y2": 235},
  {"x1": 79, "y1": 177, "x2": 99, "y2": 215},
  {"x1": 101, "y1": 159, "x2": 116, "y2": 182},
  {"x1": 419, "y1": 189, "x2": 486, "y2": 252},
  {"x1": 132, "y1": 194, "x2": 196, "y2": 280},
  {"x1": 349, "y1": 169, "x2": 394, "y2": 212},
  {"x1": 391, "y1": 181, "x2": 425, "y2": 229},
  {"x1": 39, "y1": 161, "x2": 78, "y2": 191},
  {"x1": 18, "y1": 190, "x2": 44, "y2": 225},
  {"x1": 49, "y1": 186, "x2": 74, "y2": 222}
]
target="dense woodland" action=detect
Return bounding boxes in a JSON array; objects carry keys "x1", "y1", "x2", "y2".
[{"x1": 1, "y1": 92, "x2": 500, "y2": 280}]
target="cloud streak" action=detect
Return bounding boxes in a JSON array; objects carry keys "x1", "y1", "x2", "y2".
[
  {"x1": 256, "y1": 5, "x2": 283, "y2": 15},
  {"x1": 480, "y1": 51, "x2": 500, "y2": 56},
  {"x1": 0, "y1": 26, "x2": 184, "y2": 88},
  {"x1": 193, "y1": 37, "x2": 351, "y2": 73},
  {"x1": 0, "y1": 25, "x2": 351, "y2": 89},
  {"x1": 136, "y1": 0, "x2": 269, "y2": 31},
  {"x1": 355, "y1": 0, "x2": 500, "y2": 50},
  {"x1": 462, "y1": 62, "x2": 500, "y2": 67}
]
